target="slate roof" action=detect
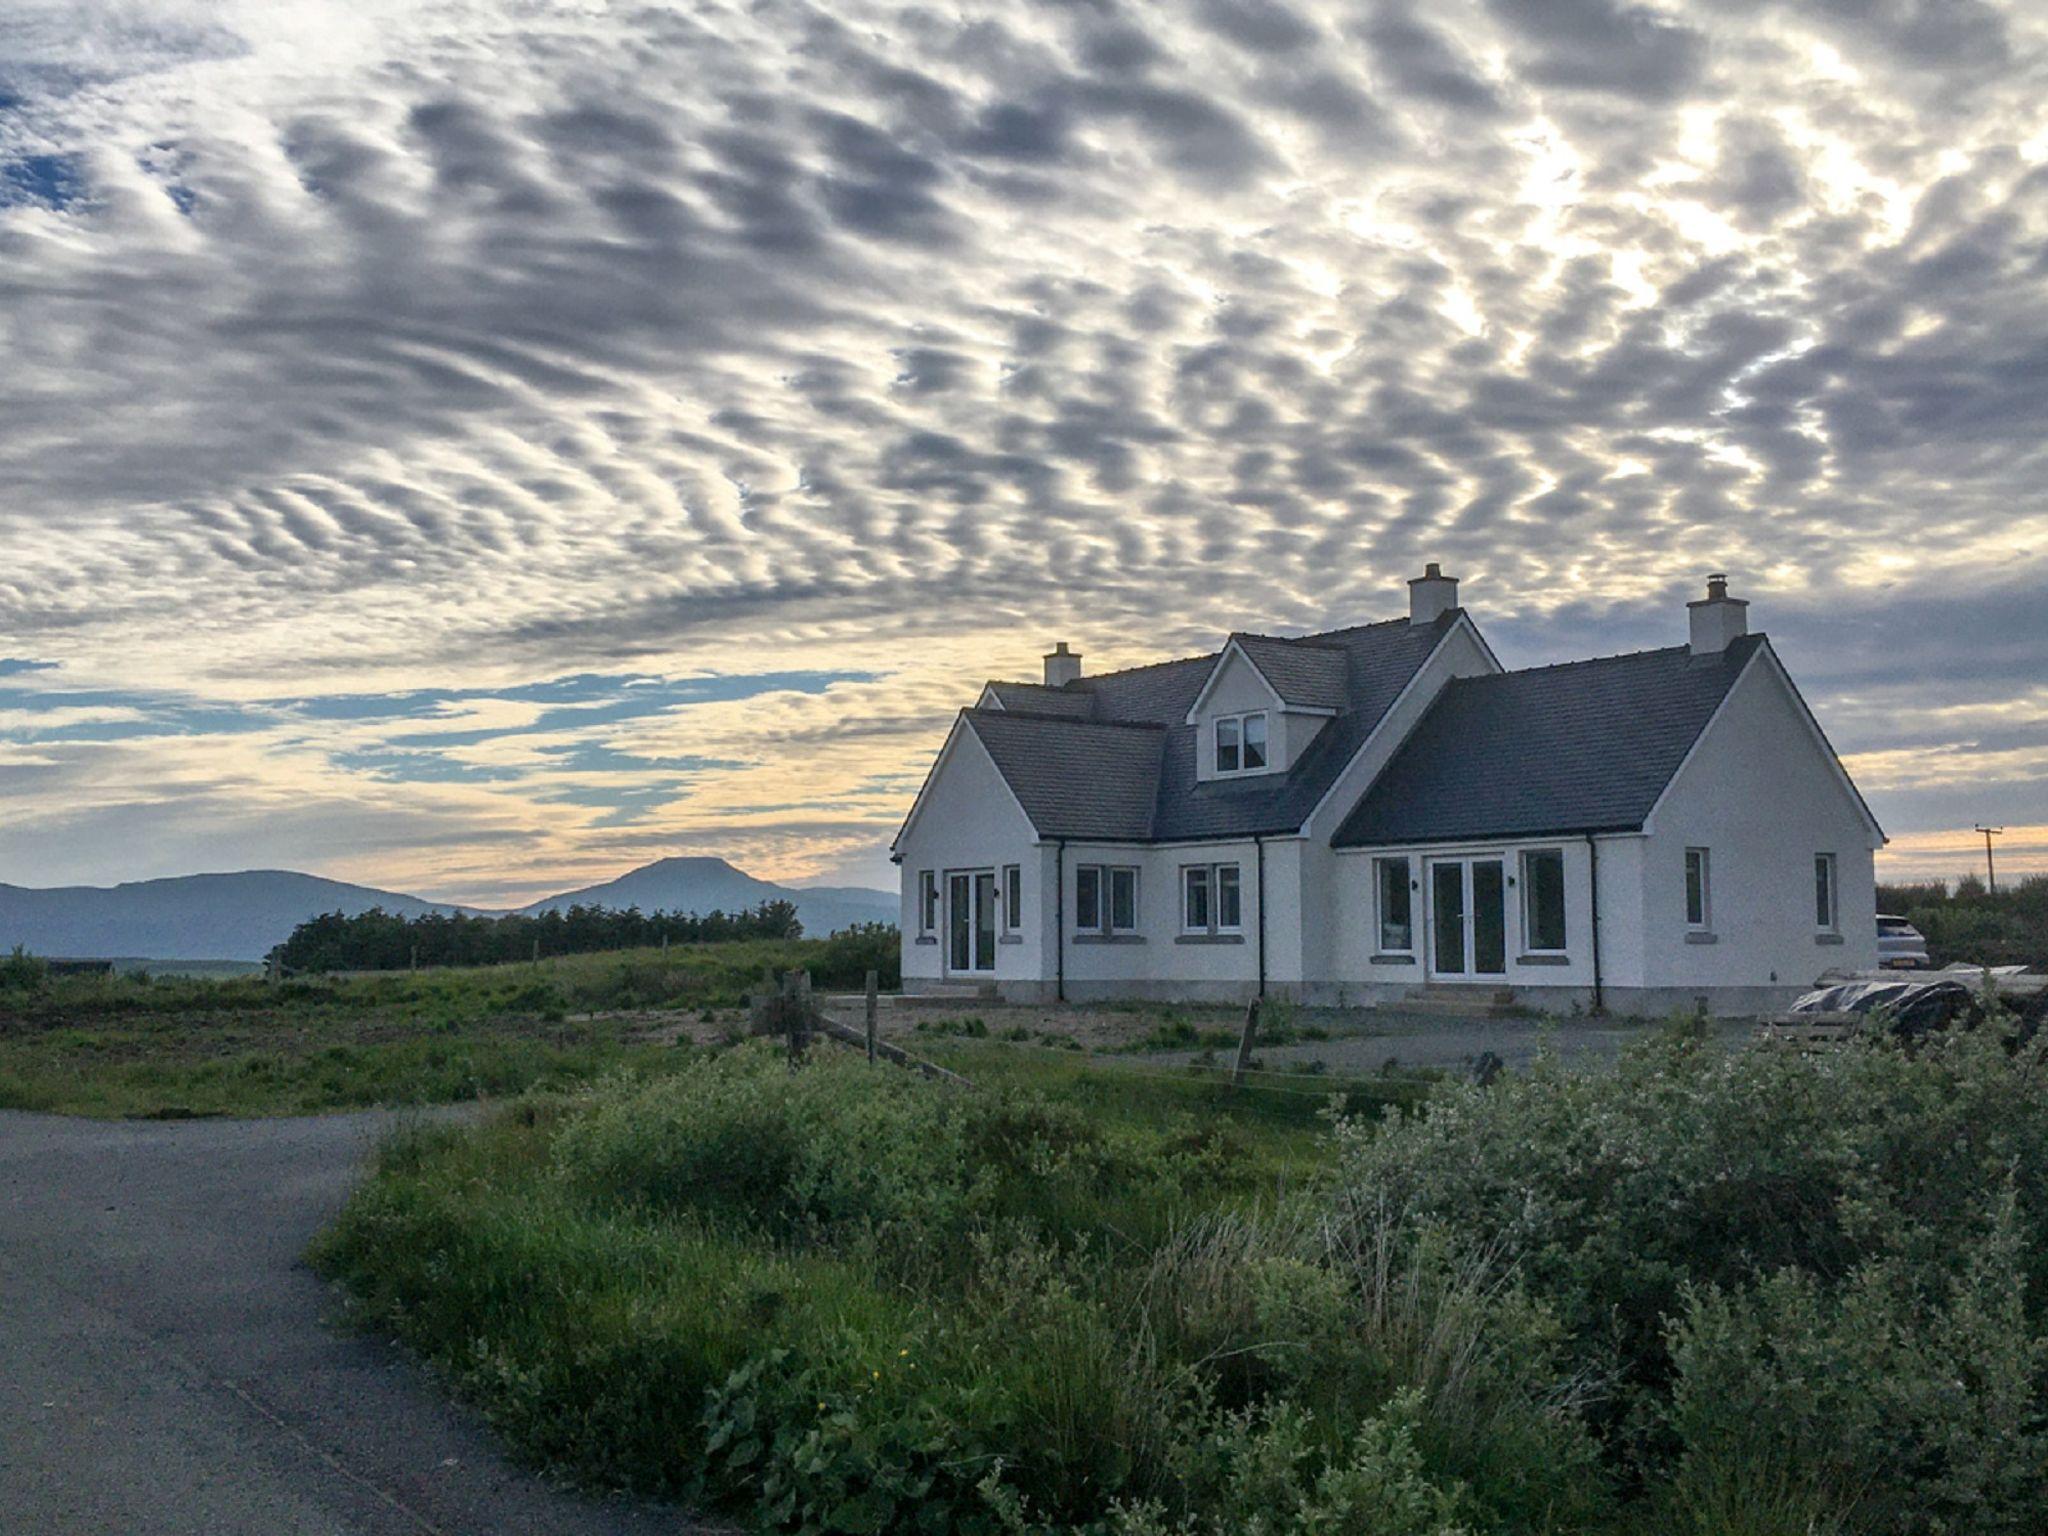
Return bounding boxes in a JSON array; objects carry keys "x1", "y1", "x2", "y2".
[
  {"x1": 954, "y1": 613, "x2": 1459, "y2": 844},
  {"x1": 1229, "y1": 635, "x2": 1351, "y2": 711},
  {"x1": 1331, "y1": 635, "x2": 1766, "y2": 847},
  {"x1": 965, "y1": 712, "x2": 1166, "y2": 840}
]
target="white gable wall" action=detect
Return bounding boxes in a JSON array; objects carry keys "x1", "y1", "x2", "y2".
[
  {"x1": 1629, "y1": 648, "x2": 1880, "y2": 1006},
  {"x1": 895, "y1": 722, "x2": 1044, "y2": 989}
]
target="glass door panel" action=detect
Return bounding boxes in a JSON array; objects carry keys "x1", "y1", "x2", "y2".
[
  {"x1": 973, "y1": 872, "x2": 997, "y2": 971},
  {"x1": 1431, "y1": 862, "x2": 1466, "y2": 975},
  {"x1": 1472, "y1": 860, "x2": 1507, "y2": 975},
  {"x1": 948, "y1": 874, "x2": 971, "y2": 973}
]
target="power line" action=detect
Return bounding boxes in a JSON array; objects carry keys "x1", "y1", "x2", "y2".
[{"x1": 1974, "y1": 825, "x2": 2005, "y2": 892}]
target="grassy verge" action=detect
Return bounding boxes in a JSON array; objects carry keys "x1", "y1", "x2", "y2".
[
  {"x1": 312, "y1": 1041, "x2": 1597, "y2": 1535},
  {"x1": 0, "y1": 936, "x2": 890, "y2": 1117},
  {"x1": 315, "y1": 1023, "x2": 2048, "y2": 1536}
]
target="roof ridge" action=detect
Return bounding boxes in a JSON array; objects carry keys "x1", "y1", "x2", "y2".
[
  {"x1": 1230, "y1": 630, "x2": 1350, "y2": 654},
  {"x1": 1071, "y1": 648, "x2": 1221, "y2": 685},
  {"x1": 1294, "y1": 613, "x2": 1418, "y2": 643},
  {"x1": 1476, "y1": 638, "x2": 1752, "y2": 681},
  {"x1": 966, "y1": 707, "x2": 1163, "y2": 732}
]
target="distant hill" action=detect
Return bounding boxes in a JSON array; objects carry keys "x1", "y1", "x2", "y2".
[
  {"x1": 0, "y1": 871, "x2": 469, "y2": 963},
  {"x1": 517, "y1": 857, "x2": 895, "y2": 938},
  {"x1": 0, "y1": 857, "x2": 896, "y2": 962}
]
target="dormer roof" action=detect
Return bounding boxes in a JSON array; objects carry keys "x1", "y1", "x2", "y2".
[{"x1": 936, "y1": 612, "x2": 1462, "y2": 846}]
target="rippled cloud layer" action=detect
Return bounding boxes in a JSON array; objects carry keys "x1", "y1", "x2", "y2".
[{"x1": 2, "y1": 0, "x2": 2043, "y2": 898}]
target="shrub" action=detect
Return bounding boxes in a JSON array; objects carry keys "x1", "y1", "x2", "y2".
[
  {"x1": 0, "y1": 945, "x2": 47, "y2": 992},
  {"x1": 1333, "y1": 1025, "x2": 2048, "y2": 1530}
]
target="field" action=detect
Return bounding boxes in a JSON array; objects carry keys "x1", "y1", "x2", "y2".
[
  {"x1": 0, "y1": 934, "x2": 892, "y2": 1118},
  {"x1": 313, "y1": 1016, "x2": 2048, "y2": 1536}
]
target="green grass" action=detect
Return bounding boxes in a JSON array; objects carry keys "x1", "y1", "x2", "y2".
[
  {"x1": 311, "y1": 1044, "x2": 1605, "y2": 1535},
  {"x1": 0, "y1": 936, "x2": 890, "y2": 1118}
]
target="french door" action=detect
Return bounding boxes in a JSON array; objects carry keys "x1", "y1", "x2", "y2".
[
  {"x1": 1428, "y1": 858, "x2": 1507, "y2": 979},
  {"x1": 946, "y1": 870, "x2": 997, "y2": 974}
]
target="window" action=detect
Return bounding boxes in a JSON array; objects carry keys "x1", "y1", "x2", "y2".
[
  {"x1": 918, "y1": 870, "x2": 938, "y2": 936},
  {"x1": 1522, "y1": 849, "x2": 1567, "y2": 953},
  {"x1": 1685, "y1": 848, "x2": 1710, "y2": 929},
  {"x1": 1075, "y1": 864, "x2": 1140, "y2": 935},
  {"x1": 1375, "y1": 857, "x2": 1413, "y2": 952},
  {"x1": 1814, "y1": 854, "x2": 1837, "y2": 931},
  {"x1": 1110, "y1": 867, "x2": 1138, "y2": 933},
  {"x1": 1217, "y1": 864, "x2": 1242, "y2": 931},
  {"x1": 1180, "y1": 863, "x2": 1243, "y2": 934},
  {"x1": 1213, "y1": 711, "x2": 1269, "y2": 774},
  {"x1": 1003, "y1": 864, "x2": 1022, "y2": 933}
]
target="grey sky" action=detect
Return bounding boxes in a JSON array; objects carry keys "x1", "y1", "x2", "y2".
[{"x1": 1, "y1": 0, "x2": 2043, "y2": 901}]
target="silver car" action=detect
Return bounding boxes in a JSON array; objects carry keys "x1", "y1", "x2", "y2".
[{"x1": 1877, "y1": 914, "x2": 1931, "y2": 969}]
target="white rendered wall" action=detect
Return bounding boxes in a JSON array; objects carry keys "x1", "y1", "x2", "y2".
[
  {"x1": 895, "y1": 722, "x2": 1044, "y2": 988},
  {"x1": 1329, "y1": 836, "x2": 1608, "y2": 996},
  {"x1": 1054, "y1": 840, "x2": 1267, "y2": 996},
  {"x1": 1633, "y1": 650, "x2": 1881, "y2": 992}
]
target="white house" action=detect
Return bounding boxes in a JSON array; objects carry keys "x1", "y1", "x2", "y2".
[{"x1": 892, "y1": 569, "x2": 1883, "y2": 1015}]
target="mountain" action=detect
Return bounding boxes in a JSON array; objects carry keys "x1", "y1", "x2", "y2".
[
  {"x1": 0, "y1": 871, "x2": 469, "y2": 962},
  {"x1": 517, "y1": 857, "x2": 895, "y2": 937},
  {"x1": 0, "y1": 857, "x2": 897, "y2": 962}
]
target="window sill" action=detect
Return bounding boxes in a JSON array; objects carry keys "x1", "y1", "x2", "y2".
[
  {"x1": 999, "y1": 933, "x2": 1023, "y2": 945},
  {"x1": 1517, "y1": 953, "x2": 1571, "y2": 967},
  {"x1": 1369, "y1": 952, "x2": 1417, "y2": 965},
  {"x1": 914, "y1": 935, "x2": 939, "y2": 946},
  {"x1": 1176, "y1": 932, "x2": 1244, "y2": 945},
  {"x1": 1685, "y1": 931, "x2": 1718, "y2": 945},
  {"x1": 1072, "y1": 933, "x2": 1145, "y2": 945},
  {"x1": 1815, "y1": 933, "x2": 1845, "y2": 946}
]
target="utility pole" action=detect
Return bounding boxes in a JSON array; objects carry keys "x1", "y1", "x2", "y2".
[{"x1": 1974, "y1": 825, "x2": 2004, "y2": 892}]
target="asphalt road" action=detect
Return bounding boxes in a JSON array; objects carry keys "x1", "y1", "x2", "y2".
[{"x1": 0, "y1": 1108, "x2": 718, "y2": 1536}]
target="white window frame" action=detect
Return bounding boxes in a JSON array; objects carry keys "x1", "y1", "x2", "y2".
[
  {"x1": 1521, "y1": 848, "x2": 1568, "y2": 955},
  {"x1": 1182, "y1": 864, "x2": 1211, "y2": 933},
  {"x1": 1002, "y1": 864, "x2": 1023, "y2": 934},
  {"x1": 1213, "y1": 710, "x2": 1269, "y2": 775},
  {"x1": 918, "y1": 870, "x2": 938, "y2": 937},
  {"x1": 1075, "y1": 865, "x2": 1102, "y2": 933},
  {"x1": 1374, "y1": 856, "x2": 1414, "y2": 954},
  {"x1": 1814, "y1": 853, "x2": 1838, "y2": 933},
  {"x1": 1075, "y1": 864, "x2": 1141, "y2": 936},
  {"x1": 1179, "y1": 862, "x2": 1243, "y2": 935},
  {"x1": 1685, "y1": 847, "x2": 1711, "y2": 930},
  {"x1": 1109, "y1": 866, "x2": 1139, "y2": 935}
]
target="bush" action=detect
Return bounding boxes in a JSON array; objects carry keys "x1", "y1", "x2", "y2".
[
  {"x1": 1334, "y1": 1024, "x2": 2048, "y2": 1532},
  {"x1": 0, "y1": 945, "x2": 47, "y2": 992}
]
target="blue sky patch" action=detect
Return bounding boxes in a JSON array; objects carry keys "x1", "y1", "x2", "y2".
[{"x1": 1, "y1": 153, "x2": 85, "y2": 210}]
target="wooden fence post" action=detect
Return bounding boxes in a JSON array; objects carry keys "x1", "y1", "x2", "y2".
[
  {"x1": 864, "y1": 969, "x2": 879, "y2": 1064},
  {"x1": 1232, "y1": 998, "x2": 1261, "y2": 1088}
]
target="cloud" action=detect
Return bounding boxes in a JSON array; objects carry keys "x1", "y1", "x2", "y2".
[{"x1": 0, "y1": 0, "x2": 2045, "y2": 896}]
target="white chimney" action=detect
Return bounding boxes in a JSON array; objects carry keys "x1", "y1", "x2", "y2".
[
  {"x1": 1408, "y1": 562, "x2": 1459, "y2": 626},
  {"x1": 1688, "y1": 573, "x2": 1750, "y2": 655},
  {"x1": 1043, "y1": 641, "x2": 1082, "y2": 687}
]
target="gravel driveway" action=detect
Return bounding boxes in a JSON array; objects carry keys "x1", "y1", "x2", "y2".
[{"x1": 0, "y1": 1108, "x2": 719, "y2": 1536}]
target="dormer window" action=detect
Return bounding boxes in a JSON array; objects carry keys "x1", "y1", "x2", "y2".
[{"x1": 1215, "y1": 711, "x2": 1268, "y2": 774}]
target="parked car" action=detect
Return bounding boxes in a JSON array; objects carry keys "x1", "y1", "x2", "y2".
[{"x1": 1876, "y1": 913, "x2": 1931, "y2": 969}]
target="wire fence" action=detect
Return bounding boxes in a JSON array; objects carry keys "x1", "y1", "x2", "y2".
[{"x1": 889, "y1": 1028, "x2": 1430, "y2": 1101}]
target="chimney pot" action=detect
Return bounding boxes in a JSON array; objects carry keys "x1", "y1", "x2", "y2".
[
  {"x1": 1407, "y1": 563, "x2": 1460, "y2": 626},
  {"x1": 1687, "y1": 574, "x2": 1749, "y2": 655},
  {"x1": 1043, "y1": 642, "x2": 1083, "y2": 688}
]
